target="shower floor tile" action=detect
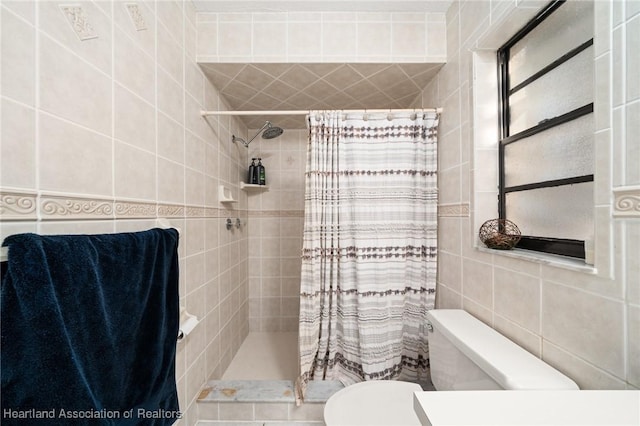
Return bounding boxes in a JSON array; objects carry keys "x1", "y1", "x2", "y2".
[{"x1": 222, "y1": 332, "x2": 298, "y2": 380}]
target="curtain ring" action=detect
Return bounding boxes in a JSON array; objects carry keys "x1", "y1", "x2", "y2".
[
  {"x1": 387, "y1": 112, "x2": 394, "y2": 121},
  {"x1": 410, "y1": 112, "x2": 417, "y2": 120}
]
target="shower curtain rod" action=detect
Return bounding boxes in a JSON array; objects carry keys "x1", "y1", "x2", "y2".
[{"x1": 200, "y1": 107, "x2": 442, "y2": 117}]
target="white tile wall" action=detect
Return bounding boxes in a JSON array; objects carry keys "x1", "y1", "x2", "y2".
[
  {"x1": 421, "y1": 0, "x2": 640, "y2": 390},
  {"x1": 197, "y1": 11, "x2": 447, "y2": 63},
  {"x1": 0, "y1": 2, "x2": 252, "y2": 426},
  {"x1": 246, "y1": 129, "x2": 306, "y2": 332}
]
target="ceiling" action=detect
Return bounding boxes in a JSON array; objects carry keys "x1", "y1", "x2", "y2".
[
  {"x1": 192, "y1": 0, "x2": 452, "y2": 13},
  {"x1": 200, "y1": 62, "x2": 443, "y2": 129}
]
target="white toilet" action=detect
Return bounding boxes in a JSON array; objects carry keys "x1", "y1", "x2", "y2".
[{"x1": 324, "y1": 309, "x2": 579, "y2": 426}]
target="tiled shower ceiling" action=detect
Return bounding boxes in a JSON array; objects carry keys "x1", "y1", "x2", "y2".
[{"x1": 200, "y1": 62, "x2": 443, "y2": 129}]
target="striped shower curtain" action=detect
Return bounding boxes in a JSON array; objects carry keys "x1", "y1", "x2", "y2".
[{"x1": 296, "y1": 110, "x2": 439, "y2": 403}]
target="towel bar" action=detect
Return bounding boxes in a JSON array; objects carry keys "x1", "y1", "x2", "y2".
[{"x1": 156, "y1": 218, "x2": 181, "y2": 235}]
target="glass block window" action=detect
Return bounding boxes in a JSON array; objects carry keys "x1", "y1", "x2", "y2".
[{"x1": 497, "y1": 0, "x2": 594, "y2": 259}]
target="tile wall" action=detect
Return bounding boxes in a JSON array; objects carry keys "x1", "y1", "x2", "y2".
[
  {"x1": 416, "y1": 0, "x2": 640, "y2": 390},
  {"x1": 0, "y1": 1, "x2": 255, "y2": 424},
  {"x1": 197, "y1": 11, "x2": 446, "y2": 63},
  {"x1": 246, "y1": 129, "x2": 307, "y2": 332}
]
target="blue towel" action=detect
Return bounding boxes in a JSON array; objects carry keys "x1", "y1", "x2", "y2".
[{"x1": 1, "y1": 229, "x2": 180, "y2": 425}]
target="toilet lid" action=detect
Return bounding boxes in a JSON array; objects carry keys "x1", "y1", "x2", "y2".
[{"x1": 324, "y1": 381, "x2": 423, "y2": 426}]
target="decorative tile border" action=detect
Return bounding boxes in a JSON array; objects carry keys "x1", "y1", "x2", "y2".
[
  {"x1": 157, "y1": 203, "x2": 185, "y2": 217},
  {"x1": 115, "y1": 200, "x2": 157, "y2": 218},
  {"x1": 186, "y1": 206, "x2": 206, "y2": 217},
  {"x1": 0, "y1": 189, "x2": 254, "y2": 222},
  {"x1": 613, "y1": 186, "x2": 640, "y2": 218},
  {"x1": 40, "y1": 194, "x2": 113, "y2": 220},
  {"x1": 438, "y1": 203, "x2": 470, "y2": 217},
  {"x1": 0, "y1": 191, "x2": 38, "y2": 220}
]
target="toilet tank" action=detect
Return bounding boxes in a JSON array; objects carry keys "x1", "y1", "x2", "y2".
[{"x1": 426, "y1": 310, "x2": 579, "y2": 391}]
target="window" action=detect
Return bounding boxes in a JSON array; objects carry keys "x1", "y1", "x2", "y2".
[{"x1": 497, "y1": 0, "x2": 594, "y2": 259}]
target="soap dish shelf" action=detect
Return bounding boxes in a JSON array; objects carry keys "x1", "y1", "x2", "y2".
[
  {"x1": 219, "y1": 185, "x2": 238, "y2": 203},
  {"x1": 241, "y1": 182, "x2": 269, "y2": 192}
]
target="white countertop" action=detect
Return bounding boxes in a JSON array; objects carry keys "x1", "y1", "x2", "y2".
[{"x1": 413, "y1": 390, "x2": 640, "y2": 426}]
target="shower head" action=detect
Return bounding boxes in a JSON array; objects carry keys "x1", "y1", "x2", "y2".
[
  {"x1": 262, "y1": 122, "x2": 284, "y2": 139},
  {"x1": 232, "y1": 121, "x2": 284, "y2": 148}
]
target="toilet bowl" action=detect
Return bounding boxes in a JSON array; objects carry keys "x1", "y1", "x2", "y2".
[
  {"x1": 324, "y1": 381, "x2": 423, "y2": 426},
  {"x1": 323, "y1": 309, "x2": 578, "y2": 426}
]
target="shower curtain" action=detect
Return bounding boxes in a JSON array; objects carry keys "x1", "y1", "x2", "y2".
[{"x1": 296, "y1": 110, "x2": 439, "y2": 403}]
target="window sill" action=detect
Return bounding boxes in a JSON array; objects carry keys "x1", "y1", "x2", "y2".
[{"x1": 476, "y1": 245, "x2": 597, "y2": 274}]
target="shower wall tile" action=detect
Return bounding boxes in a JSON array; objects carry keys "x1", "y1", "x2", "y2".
[
  {"x1": 323, "y1": 22, "x2": 358, "y2": 57},
  {"x1": 196, "y1": 12, "x2": 447, "y2": 63},
  {"x1": 356, "y1": 23, "x2": 391, "y2": 57},
  {"x1": 113, "y1": 2, "x2": 156, "y2": 57},
  {"x1": 158, "y1": 68, "x2": 185, "y2": 124},
  {"x1": 1, "y1": 99, "x2": 36, "y2": 189},
  {"x1": 2, "y1": 0, "x2": 34, "y2": 24},
  {"x1": 39, "y1": 34, "x2": 112, "y2": 136},
  {"x1": 246, "y1": 130, "x2": 305, "y2": 332},
  {"x1": 114, "y1": 142, "x2": 156, "y2": 200},
  {"x1": 114, "y1": 27, "x2": 156, "y2": 104},
  {"x1": 157, "y1": 1, "x2": 184, "y2": 44},
  {"x1": 158, "y1": 113, "x2": 185, "y2": 163},
  {"x1": 542, "y1": 340, "x2": 627, "y2": 390},
  {"x1": 493, "y1": 267, "x2": 540, "y2": 333},
  {"x1": 186, "y1": 61, "x2": 206, "y2": 105},
  {"x1": 543, "y1": 281, "x2": 625, "y2": 379},
  {"x1": 462, "y1": 258, "x2": 493, "y2": 309},
  {"x1": 218, "y1": 22, "x2": 252, "y2": 57},
  {"x1": 253, "y1": 22, "x2": 287, "y2": 57},
  {"x1": 627, "y1": 14, "x2": 640, "y2": 102},
  {"x1": 392, "y1": 22, "x2": 426, "y2": 56},
  {"x1": 38, "y1": 114, "x2": 113, "y2": 196},
  {"x1": 287, "y1": 23, "x2": 323, "y2": 58},
  {"x1": 158, "y1": 22, "x2": 184, "y2": 84},
  {"x1": 38, "y1": 1, "x2": 112, "y2": 74},
  {"x1": 114, "y1": 84, "x2": 156, "y2": 153},
  {"x1": 493, "y1": 314, "x2": 541, "y2": 357},
  {"x1": 626, "y1": 101, "x2": 640, "y2": 184},
  {"x1": 38, "y1": 220, "x2": 115, "y2": 236},
  {"x1": 198, "y1": 21, "x2": 218, "y2": 56},
  {"x1": 628, "y1": 303, "x2": 640, "y2": 387},
  {"x1": 1, "y1": 9, "x2": 35, "y2": 106}
]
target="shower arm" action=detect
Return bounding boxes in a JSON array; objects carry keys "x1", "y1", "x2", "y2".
[
  {"x1": 247, "y1": 121, "x2": 270, "y2": 144},
  {"x1": 233, "y1": 121, "x2": 270, "y2": 147}
]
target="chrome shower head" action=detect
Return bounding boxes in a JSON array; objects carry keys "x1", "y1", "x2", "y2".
[
  {"x1": 232, "y1": 121, "x2": 284, "y2": 147},
  {"x1": 262, "y1": 122, "x2": 284, "y2": 139}
]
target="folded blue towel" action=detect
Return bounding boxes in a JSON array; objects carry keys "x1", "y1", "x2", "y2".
[{"x1": 1, "y1": 228, "x2": 180, "y2": 425}]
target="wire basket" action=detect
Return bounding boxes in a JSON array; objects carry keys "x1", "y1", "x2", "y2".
[{"x1": 478, "y1": 219, "x2": 521, "y2": 250}]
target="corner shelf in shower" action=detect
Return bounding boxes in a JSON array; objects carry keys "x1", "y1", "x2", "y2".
[{"x1": 240, "y1": 182, "x2": 269, "y2": 192}]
